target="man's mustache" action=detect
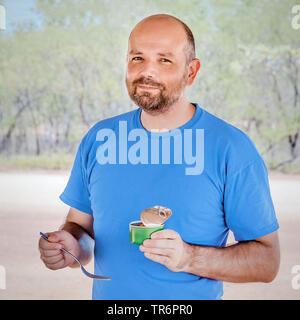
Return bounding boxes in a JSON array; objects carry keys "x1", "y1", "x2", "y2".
[{"x1": 132, "y1": 78, "x2": 164, "y2": 90}]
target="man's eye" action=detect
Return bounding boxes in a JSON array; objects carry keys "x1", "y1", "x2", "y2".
[
  {"x1": 132, "y1": 57, "x2": 143, "y2": 61},
  {"x1": 161, "y1": 58, "x2": 171, "y2": 63}
]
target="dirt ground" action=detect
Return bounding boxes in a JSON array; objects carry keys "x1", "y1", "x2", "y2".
[{"x1": 0, "y1": 170, "x2": 299, "y2": 300}]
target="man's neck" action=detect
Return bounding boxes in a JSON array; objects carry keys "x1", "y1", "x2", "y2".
[{"x1": 140, "y1": 99, "x2": 196, "y2": 132}]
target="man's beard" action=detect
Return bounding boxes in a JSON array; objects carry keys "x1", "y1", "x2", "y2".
[{"x1": 126, "y1": 71, "x2": 188, "y2": 115}]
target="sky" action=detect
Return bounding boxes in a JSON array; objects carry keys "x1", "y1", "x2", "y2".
[{"x1": 1, "y1": 0, "x2": 39, "y2": 32}]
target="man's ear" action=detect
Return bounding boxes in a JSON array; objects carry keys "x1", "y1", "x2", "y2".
[{"x1": 187, "y1": 58, "x2": 201, "y2": 86}]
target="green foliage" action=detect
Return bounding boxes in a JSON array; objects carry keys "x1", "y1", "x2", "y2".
[{"x1": 0, "y1": 0, "x2": 299, "y2": 171}]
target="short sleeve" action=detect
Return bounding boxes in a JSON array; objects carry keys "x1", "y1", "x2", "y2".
[
  {"x1": 59, "y1": 137, "x2": 93, "y2": 215},
  {"x1": 224, "y1": 157, "x2": 279, "y2": 241}
]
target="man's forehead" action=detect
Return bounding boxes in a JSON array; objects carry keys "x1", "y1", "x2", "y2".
[
  {"x1": 129, "y1": 16, "x2": 186, "y2": 45},
  {"x1": 128, "y1": 30, "x2": 186, "y2": 56},
  {"x1": 127, "y1": 44, "x2": 186, "y2": 60}
]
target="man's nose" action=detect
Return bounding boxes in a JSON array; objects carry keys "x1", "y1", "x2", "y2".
[{"x1": 139, "y1": 60, "x2": 158, "y2": 78}]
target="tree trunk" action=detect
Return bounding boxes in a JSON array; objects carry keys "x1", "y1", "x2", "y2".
[
  {"x1": 0, "y1": 100, "x2": 27, "y2": 153},
  {"x1": 288, "y1": 132, "x2": 298, "y2": 160}
]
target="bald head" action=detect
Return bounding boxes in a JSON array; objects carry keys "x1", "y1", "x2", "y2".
[
  {"x1": 126, "y1": 14, "x2": 201, "y2": 114},
  {"x1": 129, "y1": 14, "x2": 195, "y2": 65}
]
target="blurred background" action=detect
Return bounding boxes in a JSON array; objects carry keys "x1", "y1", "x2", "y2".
[{"x1": 0, "y1": 0, "x2": 299, "y2": 300}]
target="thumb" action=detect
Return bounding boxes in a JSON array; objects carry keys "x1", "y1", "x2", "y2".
[{"x1": 46, "y1": 231, "x2": 66, "y2": 243}]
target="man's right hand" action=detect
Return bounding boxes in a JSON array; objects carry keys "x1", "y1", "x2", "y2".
[{"x1": 39, "y1": 230, "x2": 81, "y2": 270}]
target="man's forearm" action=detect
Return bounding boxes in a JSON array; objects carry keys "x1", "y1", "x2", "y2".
[
  {"x1": 60, "y1": 221, "x2": 94, "y2": 268},
  {"x1": 182, "y1": 240, "x2": 279, "y2": 283}
]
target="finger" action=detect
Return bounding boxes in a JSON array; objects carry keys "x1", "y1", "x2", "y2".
[
  {"x1": 46, "y1": 259, "x2": 66, "y2": 270},
  {"x1": 143, "y1": 238, "x2": 175, "y2": 249},
  {"x1": 39, "y1": 238, "x2": 62, "y2": 250},
  {"x1": 144, "y1": 252, "x2": 171, "y2": 266},
  {"x1": 40, "y1": 250, "x2": 62, "y2": 260},
  {"x1": 140, "y1": 245, "x2": 173, "y2": 256},
  {"x1": 42, "y1": 254, "x2": 64, "y2": 265},
  {"x1": 40, "y1": 248, "x2": 62, "y2": 257},
  {"x1": 151, "y1": 229, "x2": 178, "y2": 239},
  {"x1": 46, "y1": 231, "x2": 63, "y2": 243}
]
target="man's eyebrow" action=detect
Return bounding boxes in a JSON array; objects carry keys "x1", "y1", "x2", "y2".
[
  {"x1": 129, "y1": 50, "x2": 143, "y2": 55},
  {"x1": 128, "y1": 50, "x2": 174, "y2": 57},
  {"x1": 157, "y1": 52, "x2": 174, "y2": 57}
]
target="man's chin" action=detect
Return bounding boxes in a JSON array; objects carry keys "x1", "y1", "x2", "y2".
[
  {"x1": 140, "y1": 105, "x2": 162, "y2": 113},
  {"x1": 137, "y1": 102, "x2": 172, "y2": 115},
  {"x1": 130, "y1": 93, "x2": 171, "y2": 114},
  {"x1": 133, "y1": 96, "x2": 160, "y2": 111}
]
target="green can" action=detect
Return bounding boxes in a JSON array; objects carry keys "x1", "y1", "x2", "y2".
[{"x1": 129, "y1": 220, "x2": 164, "y2": 245}]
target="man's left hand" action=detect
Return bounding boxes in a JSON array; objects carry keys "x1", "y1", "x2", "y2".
[{"x1": 139, "y1": 229, "x2": 193, "y2": 272}]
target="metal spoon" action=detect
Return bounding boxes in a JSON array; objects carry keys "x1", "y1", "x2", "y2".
[{"x1": 40, "y1": 232, "x2": 111, "y2": 280}]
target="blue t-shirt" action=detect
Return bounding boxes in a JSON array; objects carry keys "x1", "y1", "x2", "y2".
[{"x1": 59, "y1": 103, "x2": 279, "y2": 300}]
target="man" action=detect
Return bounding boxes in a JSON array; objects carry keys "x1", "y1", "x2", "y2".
[{"x1": 39, "y1": 14, "x2": 280, "y2": 300}]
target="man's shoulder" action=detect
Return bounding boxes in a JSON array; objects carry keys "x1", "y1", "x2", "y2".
[
  {"x1": 200, "y1": 107, "x2": 254, "y2": 146},
  {"x1": 199, "y1": 107, "x2": 263, "y2": 168}
]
